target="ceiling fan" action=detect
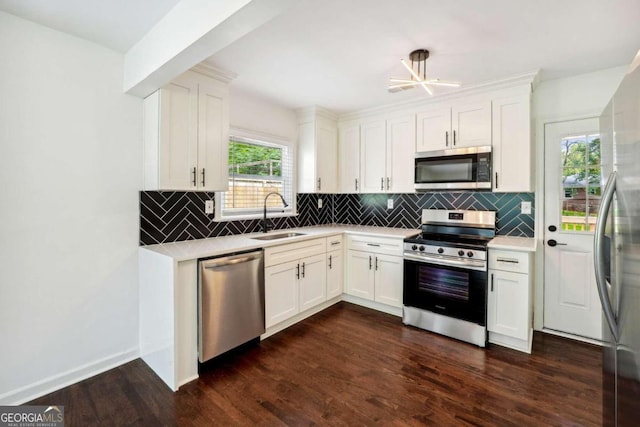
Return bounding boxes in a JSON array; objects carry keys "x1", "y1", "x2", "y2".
[{"x1": 388, "y1": 49, "x2": 461, "y2": 95}]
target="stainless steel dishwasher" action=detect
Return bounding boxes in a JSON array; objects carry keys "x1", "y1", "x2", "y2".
[{"x1": 198, "y1": 250, "x2": 264, "y2": 363}]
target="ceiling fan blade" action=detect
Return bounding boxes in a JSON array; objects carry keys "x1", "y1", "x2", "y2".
[
  {"x1": 424, "y1": 79, "x2": 461, "y2": 87},
  {"x1": 400, "y1": 59, "x2": 432, "y2": 95},
  {"x1": 389, "y1": 78, "x2": 421, "y2": 84},
  {"x1": 388, "y1": 82, "x2": 421, "y2": 89}
]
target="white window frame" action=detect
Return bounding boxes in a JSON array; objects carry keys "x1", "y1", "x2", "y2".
[{"x1": 214, "y1": 127, "x2": 297, "y2": 222}]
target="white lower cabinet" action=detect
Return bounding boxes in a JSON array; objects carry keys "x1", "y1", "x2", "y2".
[
  {"x1": 487, "y1": 249, "x2": 533, "y2": 353},
  {"x1": 265, "y1": 260, "x2": 300, "y2": 328},
  {"x1": 373, "y1": 254, "x2": 404, "y2": 307},
  {"x1": 264, "y1": 236, "x2": 342, "y2": 329},
  {"x1": 326, "y1": 249, "x2": 344, "y2": 299},
  {"x1": 345, "y1": 234, "x2": 404, "y2": 309},
  {"x1": 298, "y1": 253, "x2": 327, "y2": 312}
]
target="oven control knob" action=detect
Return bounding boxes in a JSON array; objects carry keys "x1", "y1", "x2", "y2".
[
  {"x1": 467, "y1": 251, "x2": 474, "y2": 258},
  {"x1": 411, "y1": 245, "x2": 418, "y2": 251},
  {"x1": 419, "y1": 246, "x2": 425, "y2": 252},
  {"x1": 437, "y1": 247, "x2": 444, "y2": 254},
  {"x1": 458, "y1": 250, "x2": 465, "y2": 256}
]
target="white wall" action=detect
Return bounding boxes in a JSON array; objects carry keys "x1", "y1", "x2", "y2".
[
  {"x1": 229, "y1": 86, "x2": 298, "y2": 142},
  {"x1": 0, "y1": 12, "x2": 142, "y2": 404},
  {"x1": 531, "y1": 65, "x2": 627, "y2": 332}
]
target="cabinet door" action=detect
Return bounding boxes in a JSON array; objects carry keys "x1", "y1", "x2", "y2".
[
  {"x1": 386, "y1": 115, "x2": 416, "y2": 193},
  {"x1": 416, "y1": 107, "x2": 450, "y2": 152},
  {"x1": 265, "y1": 260, "x2": 299, "y2": 328},
  {"x1": 197, "y1": 77, "x2": 229, "y2": 191},
  {"x1": 346, "y1": 250, "x2": 375, "y2": 300},
  {"x1": 326, "y1": 249, "x2": 344, "y2": 299},
  {"x1": 487, "y1": 270, "x2": 529, "y2": 340},
  {"x1": 492, "y1": 95, "x2": 532, "y2": 192},
  {"x1": 374, "y1": 254, "x2": 404, "y2": 307},
  {"x1": 360, "y1": 120, "x2": 387, "y2": 193},
  {"x1": 451, "y1": 100, "x2": 491, "y2": 148},
  {"x1": 338, "y1": 124, "x2": 361, "y2": 193},
  {"x1": 316, "y1": 117, "x2": 338, "y2": 193},
  {"x1": 158, "y1": 77, "x2": 199, "y2": 190},
  {"x1": 297, "y1": 121, "x2": 316, "y2": 193},
  {"x1": 299, "y1": 254, "x2": 327, "y2": 312}
]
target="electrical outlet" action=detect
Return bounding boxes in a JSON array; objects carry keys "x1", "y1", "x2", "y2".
[
  {"x1": 387, "y1": 199, "x2": 394, "y2": 209},
  {"x1": 205, "y1": 200, "x2": 214, "y2": 214},
  {"x1": 318, "y1": 198, "x2": 323, "y2": 209},
  {"x1": 521, "y1": 201, "x2": 532, "y2": 215}
]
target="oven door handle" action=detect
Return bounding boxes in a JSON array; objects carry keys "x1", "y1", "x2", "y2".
[{"x1": 404, "y1": 253, "x2": 486, "y2": 272}]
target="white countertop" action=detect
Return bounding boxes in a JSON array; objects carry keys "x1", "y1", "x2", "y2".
[
  {"x1": 488, "y1": 236, "x2": 537, "y2": 252},
  {"x1": 140, "y1": 225, "x2": 420, "y2": 261}
]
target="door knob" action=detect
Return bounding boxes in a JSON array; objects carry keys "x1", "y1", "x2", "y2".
[{"x1": 547, "y1": 239, "x2": 567, "y2": 247}]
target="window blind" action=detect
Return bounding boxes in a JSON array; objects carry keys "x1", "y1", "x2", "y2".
[{"x1": 218, "y1": 135, "x2": 294, "y2": 219}]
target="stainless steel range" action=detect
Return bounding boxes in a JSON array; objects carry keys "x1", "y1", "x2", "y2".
[{"x1": 403, "y1": 209, "x2": 496, "y2": 347}]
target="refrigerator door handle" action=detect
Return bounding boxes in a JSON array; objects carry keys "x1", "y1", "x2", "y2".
[{"x1": 594, "y1": 171, "x2": 619, "y2": 342}]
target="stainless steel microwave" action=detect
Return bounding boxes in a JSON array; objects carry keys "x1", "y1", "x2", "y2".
[{"x1": 414, "y1": 146, "x2": 492, "y2": 191}]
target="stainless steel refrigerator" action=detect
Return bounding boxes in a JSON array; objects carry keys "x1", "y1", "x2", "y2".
[{"x1": 596, "y1": 49, "x2": 640, "y2": 426}]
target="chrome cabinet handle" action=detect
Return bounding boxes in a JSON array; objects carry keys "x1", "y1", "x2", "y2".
[
  {"x1": 369, "y1": 255, "x2": 372, "y2": 270},
  {"x1": 191, "y1": 167, "x2": 197, "y2": 187},
  {"x1": 201, "y1": 168, "x2": 206, "y2": 187},
  {"x1": 301, "y1": 262, "x2": 306, "y2": 278},
  {"x1": 317, "y1": 177, "x2": 321, "y2": 191},
  {"x1": 328, "y1": 255, "x2": 332, "y2": 269},
  {"x1": 491, "y1": 273, "x2": 494, "y2": 292},
  {"x1": 445, "y1": 131, "x2": 449, "y2": 147},
  {"x1": 594, "y1": 171, "x2": 618, "y2": 341},
  {"x1": 386, "y1": 177, "x2": 390, "y2": 190},
  {"x1": 381, "y1": 177, "x2": 384, "y2": 191}
]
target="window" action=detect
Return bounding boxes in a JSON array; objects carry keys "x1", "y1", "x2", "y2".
[
  {"x1": 215, "y1": 132, "x2": 294, "y2": 221},
  {"x1": 560, "y1": 133, "x2": 601, "y2": 232}
]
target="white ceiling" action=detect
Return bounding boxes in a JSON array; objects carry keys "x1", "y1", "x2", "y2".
[
  {"x1": 0, "y1": 0, "x2": 181, "y2": 52},
  {"x1": 1, "y1": 0, "x2": 639, "y2": 113}
]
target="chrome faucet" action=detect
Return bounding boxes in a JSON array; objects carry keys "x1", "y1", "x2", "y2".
[{"x1": 263, "y1": 192, "x2": 288, "y2": 233}]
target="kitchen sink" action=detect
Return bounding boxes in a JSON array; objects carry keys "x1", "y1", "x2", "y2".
[{"x1": 251, "y1": 232, "x2": 306, "y2": 241}]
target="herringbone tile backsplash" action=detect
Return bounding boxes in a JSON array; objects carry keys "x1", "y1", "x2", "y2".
[{"x1": 140, "y1": 192, "x2": 534, "y2": 245}]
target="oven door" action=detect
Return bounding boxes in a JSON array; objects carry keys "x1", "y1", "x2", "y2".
[
  {"x1": 403, "y1": 258, "x2": 487, "y2": 325},
  {"x1": 414, "y1": 147, "x2": 491, "y2": 190}
]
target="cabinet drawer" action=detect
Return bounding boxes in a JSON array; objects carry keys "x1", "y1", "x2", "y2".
[
  {"x1": 346, "y1": 234, "x2": 403, "y2": 257},
  {"x1": 489, "y1": 250, "x2": 530, "y2": 274},
  {"x1": 265, "y1": 238, "x2": 327, "y2": 267},
  {"x1": 326, "y1": 235, "x2": 343, "y2": 251}
]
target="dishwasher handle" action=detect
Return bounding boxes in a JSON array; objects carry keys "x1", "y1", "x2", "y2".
[{"x1": 203, "y1": 252, "x2": 262, "y2": 269}]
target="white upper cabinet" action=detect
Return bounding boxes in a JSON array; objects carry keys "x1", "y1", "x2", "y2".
[
  {"x1": 416, "y1": 105, "x2": 451, "y2": 152},
  {"x1": 297, "y1": 107, "x2": 338, "y2": 193},
  {"x1": 416, "y1": 100, "x2": 491, "y2": 151},
  {"x1": 338, "y1": 122, "x2": 361, "y2": 193},
  {"x1": 491, "y1": 94, "x2": 533, "y2": 192},
  {"x1": 360, "y1": 120, "x2": 387, "y2": 192},
  {"x1": 339, "y1": 114, "x2": 416, "y2": 193},
  {"x1": 386, "y1": 115, "x2": 416, "y2": 193},
  {"x1": 144, "y1": 69, "x2": 229, "y2": 191},
  {"x1": 452, "y1": 100, "x2": 492, "y2": 148}
]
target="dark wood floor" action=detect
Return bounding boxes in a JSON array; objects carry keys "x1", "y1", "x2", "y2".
[{"x1": 30, "y1": 302, "x2": 602, "y2": 426}]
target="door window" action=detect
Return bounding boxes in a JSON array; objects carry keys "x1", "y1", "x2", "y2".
[{"x1": 560, "y1": 134, "x2": 601, "y2": 232}]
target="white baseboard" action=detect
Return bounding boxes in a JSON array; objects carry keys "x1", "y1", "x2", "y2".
[{"x1": 0, "y1": 348, "x2": 139, "y2": 405}]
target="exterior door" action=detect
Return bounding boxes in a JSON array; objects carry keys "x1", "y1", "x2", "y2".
[{"x1": 543, "y1": 118, "x2": 602, "y2": 340}]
